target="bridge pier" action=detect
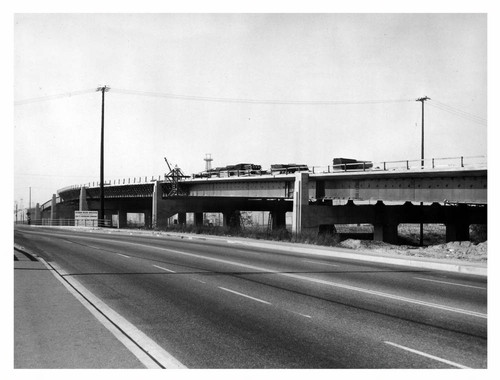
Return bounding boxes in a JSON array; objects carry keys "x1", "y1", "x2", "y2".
[
  {"x1": 292, "y1": 172, "x2": 311, "y2": 234},
  {"x1": 177, "y1": 212, "x2": 187, "y2": 225},
  {"x1": 144, "y1": 210, "x2": 152, "y2": 228},
  {"x1": 445, "y1": 222, "x2": 470, "y2": 242},
  {"x1": 270, "y1": 210, "x2": 287, "y2": 230},
  {"x1": 223, "y1": 211, "x2": 241, "y2": 229},
  {"x1": 79, "y1": 187, "x2": 88, "y2": 211},
  {"x1": 194, "y1": 212, "x2": 204, "y2": 227},
  {"x1": 34, "y1": 203, "x2": 40, "y2": 221},
  {"x1": 117, "y1": 210, "x2": 127, "y2": 229},
  {"x1": 373, "y1": 223, "x2": 399, "y2": 244},
  {"x1": 50, "y1": 194, "x2": 57, "y2": 224}
]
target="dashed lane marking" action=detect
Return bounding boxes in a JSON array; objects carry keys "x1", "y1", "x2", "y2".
[
  {"x1": 28, "y1": 233, "x2": 487, "y2": 320},
  {"x1": 153, "y1": 265, "x2": 176, "y2": 273},
  {"x1": 384, "y1": 341, "x2": 471, "y2": 369},
  {"x1": 218, "y1": 287, "x2": 271, "y2": 305},
  {"x1": 413, "y1": 277, "x2": 486, "y2": 290},
  {"x1": 302, "y1": 259, "x2": 339, "y2": 267}
]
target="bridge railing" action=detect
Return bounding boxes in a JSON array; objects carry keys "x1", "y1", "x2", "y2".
[
  {"x1": 310, "y1": 155, "x2": 486, "y2": 174},
  {"x1": 57, "y1": 175, "x2": 164, "y2": 194}
]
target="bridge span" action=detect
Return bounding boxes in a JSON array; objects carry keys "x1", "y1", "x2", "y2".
[{"x1": 33, "y1": 158, "x2": 487, "y2": 244}]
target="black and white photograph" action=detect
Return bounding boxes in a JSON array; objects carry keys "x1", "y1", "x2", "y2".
[{"x1": 8, "y1": 1, "x2": 495, "y2": 374}]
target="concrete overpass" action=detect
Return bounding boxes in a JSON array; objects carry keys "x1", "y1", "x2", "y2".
[{"x1": 34, "y1": 157, "x2": 487, "y2": 243}]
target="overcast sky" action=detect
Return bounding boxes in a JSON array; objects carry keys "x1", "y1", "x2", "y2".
[{"x1": 13, "y1": 13, "x2": 487, "y2": 207}]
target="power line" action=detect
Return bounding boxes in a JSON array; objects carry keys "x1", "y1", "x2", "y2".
[
  {"x1": 112, "y1": 88, "x2": 415, "y2": 106},
  {"x1": 14, "y1": 88, "x2": 96, "y2": 106},
  {"x1": 427, "y1": 101, "x2": 486, "y2": 126},
  {"x1": 432, "y1": 100, "x2": 486, "y2": 122}
]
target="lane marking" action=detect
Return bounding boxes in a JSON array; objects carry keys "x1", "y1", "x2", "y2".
[
  {"x1": 142, "y1": 245, "x2": 487, "y2": 319},
  {"x1": 30, "y1": 233, "x2": 487, "y2": 319},
  {"x1": 39, "y1": 258, "x2": 186, "y2": 368},
  {"x1": 117, "y1": 253, "x2": 130, "y2": 258},
  {"x1": 384, "y1": 341, "x2": 471, "y2": 369},
  {"x1": 302, "y1": 259, "x2": 339, "y2": 267},
  {"x1": 153, "y1": 265, "x2": 176, "y2": 273},
  {"x1": 413, "y1": 277, "x2": 487, "y2": 290},
  {"x1": 218, "y1": 287, "x2": 271, "y2": 305},
  {"x1": 283, "y1": 309, "x2": 312, "y2": 319}
]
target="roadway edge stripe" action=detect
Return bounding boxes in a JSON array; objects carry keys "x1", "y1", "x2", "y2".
[{"x1": 38, "y1": 257, "x2": 186, "y2": 369}]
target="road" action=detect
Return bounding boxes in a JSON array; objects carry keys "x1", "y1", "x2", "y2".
[{"x1": 14, "y1": 226, "x2": 487, "y2": 368}]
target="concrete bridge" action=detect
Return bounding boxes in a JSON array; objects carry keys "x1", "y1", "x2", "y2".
[{"x1": 33, "y1": 157, "x2": 487, "y2": 243}]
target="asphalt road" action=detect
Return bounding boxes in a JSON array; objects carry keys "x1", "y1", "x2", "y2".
[{"x1": 14, "y1": 226, "x2": 487, "y2": 368}]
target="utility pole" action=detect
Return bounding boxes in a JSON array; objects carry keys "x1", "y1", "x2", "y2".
[
  {"x1": 97, "y1": 85, "x2": 110, "y2": 227},
  {"x1": 416, "y1": 96, "x2": 430, "y2": 167},
  {"x1": 416, "y1": 96, "x2": 430, "y2": 246}
]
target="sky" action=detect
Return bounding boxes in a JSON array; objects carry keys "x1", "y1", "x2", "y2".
[{"x1": 13, "y1": 12, "x2": 488, "y2": 208}]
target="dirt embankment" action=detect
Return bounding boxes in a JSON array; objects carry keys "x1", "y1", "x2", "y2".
[{"x1": 338, "y1": 239, "x2": 487, "y2": 262}]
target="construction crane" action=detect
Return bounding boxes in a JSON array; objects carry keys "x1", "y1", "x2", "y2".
[{"x1": 164, "y1": 158, "x2": 189, "y2": 196}]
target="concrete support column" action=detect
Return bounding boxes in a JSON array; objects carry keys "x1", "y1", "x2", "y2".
[
  {"x1": 177, "y1": 212, "x2": 187, "y2": 225},
  {"x1": 292, "y1": 172, "x2": 310, "y2": 234},
  {"x1": 270, "y1": 210, "x2": 286, "y2": 230},
  {"x1": 50, "y1": 194, "x2": 57, "y2": 226},
  {"x1": 223, "y1": 211, "x2": 241, "y2": 229},
  {"x1": 117, "y1": 210, "x2": 127, "y2": 229},
  {"x1": 373, "y1": 200, "x2": 399, "y2": 244},
  {"x1": 79, "y1": 187, "x2": 88, "y2": 211},
  {"x1": 373, "y1": 223, "x2": 399, "y2": 244},
  {"x1": 35, "y1": 203, "x2": 40, "y2": 222},
  {"x1": 152, "y1": 181, "x2": 169, "y2": 229},
  {"x1": 446, "y1": 223, "x2": 470, "y2": 242},
  {"x1": 144, "y1": 210, "x2": 152, "y2": 229},
  {"x1": 194, "y1": 213, "x2": 204, "y2": 227}
]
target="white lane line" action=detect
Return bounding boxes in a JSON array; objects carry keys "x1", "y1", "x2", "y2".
[
  {"x1": 283, "y1": 309, "x2": 312, "y2": 319},
  {"x1": 413, "y1": 277, "x2": 487, "y2": 290},
  {"x1": 48, "y1": 236, "x2": 487, "y2": 319},
  {"x1": 190, "y1": 277, "x2": 207, "y2": 284},
  {"x1": 153, "y1": 265, "x2": 176, "y2": 273},
  {"x1": 218, "y1": 287, "x2": 271, "y2": 305},
  {"x1": 302, "y1": 259, "x2": 339, "y2": 267},
  {"x1": 384, "y1": 341, "x2": 471, "y2": 369},
  {"x1": 117, "y1": 253, "x2": 130, "y2": 258},
  {"x1": 40, "y1": 258, "x2": 185, "y2": 368}
]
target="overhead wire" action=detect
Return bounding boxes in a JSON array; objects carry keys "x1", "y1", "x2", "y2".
[
  {"x1": 111, "y1": 88, "x2": 415, "y2": 106},
  {"x1": 14, "y1": 88, "x2": 97, "y2": 106},
  {"x1": 427, "y1": 100, "x2": 487, "y2": 126}
]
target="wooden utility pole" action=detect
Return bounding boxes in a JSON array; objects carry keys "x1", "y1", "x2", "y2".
[
  {"x1": 97, "y1": 86, "x2": 110, "y2": 227},
  {"x1": 416, "y1": 96, "x2": 430, "y2": 167},
  {"x1": 416, "y1": 96, "x2": 430, "y2": 246}
]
